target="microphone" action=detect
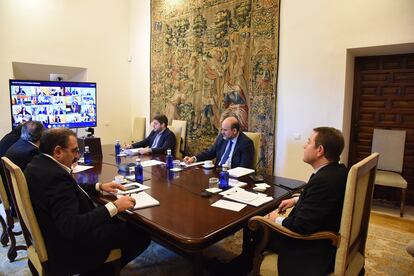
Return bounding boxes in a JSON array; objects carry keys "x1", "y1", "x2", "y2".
[{"x1": 249, "y1": 156, "x2": 265, "y2": 182}]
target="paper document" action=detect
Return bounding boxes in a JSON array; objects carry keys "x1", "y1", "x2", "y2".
[
  {"x1": 180, "y1": 161, "x2": 205, "y2": 167},
  {"x1": 211, "y1": 199, "x2": 246, "y2": 212},
  {"x1": 124, "y1": 148, "x2": 140, "y2": 156},
  {"x1": 229, "y1": 178, "x2": 247, "y2": 188},
  {"x1": 220, "y1": 187, "x2": 273, "y2": 207},
  {"x1": 227, "y1": 167, "x2": 255, "y2": 178},
  {"x1": 72, "y1": 165, "x2": 94, "y2": 173},
  {"x1": 141, "y1": 160, "x2": 165, "y2": 167},
  {"x1": 116, "y1": 183, "x2": 151, "y2": 195}
]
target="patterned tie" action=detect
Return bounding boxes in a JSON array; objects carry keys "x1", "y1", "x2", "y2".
[{"x1": 219, "y1": 140, "x2": 233, "y2": 166}]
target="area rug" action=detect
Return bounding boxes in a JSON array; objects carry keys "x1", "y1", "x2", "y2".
[{"x1": 1, "y1": 212, "x2": 413, "y2": 275}]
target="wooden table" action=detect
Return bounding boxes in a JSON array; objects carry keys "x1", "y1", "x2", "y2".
[{"x1": 73, "y1": 145, "x2": 300, "y2": 274}]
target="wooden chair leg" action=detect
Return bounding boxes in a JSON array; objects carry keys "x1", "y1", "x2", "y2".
[
  {"x1": 0, "y1": 214, "x2": 9, "y2": 246},
  {"x1": 5, "y1": 209, "x2": 26, "y2": 262},
  {"x1": 400, "y1": 188, "x2": 406, "y2": 217}
]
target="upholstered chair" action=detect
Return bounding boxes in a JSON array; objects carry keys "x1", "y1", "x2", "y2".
[
  {"x1": 169, "y1": 126, "x2": 182, "y2": 159},
  {"x1": 244, "y1": 132, "x2": 261, "y2": 167},
  {"x1": 132, "y1": 117, "x2": 146, "y2": 143}
]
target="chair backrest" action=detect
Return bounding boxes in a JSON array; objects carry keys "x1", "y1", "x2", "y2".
[
  {"x1": 244, "y1": 132, "x2": 261, "y2": 166},
  {"x1": 132, "y1": 117, "x2": 146, "y2": 142},
  {"x1": 169, "y1": 126, "x2": 182, "y2": 159},
  {"x1": 0, "y1": 166, "x2": 10, "y2": 211},
  {"x1": 371, "y1": 128, "x2": 405, "y2": 172},
  {"x1": 171, "y1": 120, "x2": 187, "y2": 153},
  {"x1": 2, "y1": 157, "x2": 48, "y2": 273},
  {"x1": 334, "y1": 153, "x2": 379, "y2": 275}
]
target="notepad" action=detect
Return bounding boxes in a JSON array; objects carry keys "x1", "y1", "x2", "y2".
[
  {"x1": 72, "y1": 165, "x2": 94, "y2": 173},
  {"x1": 124, "y1": 148, "x2": 140, "y2": 156},
  {"x1": 141, "y1": 160, "x2": 165, "y2": 167},
  {"x1": 130, "y1": 192, "x2": 160, "y2": 209}
]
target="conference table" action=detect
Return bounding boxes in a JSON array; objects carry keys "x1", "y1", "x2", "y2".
[{"x1": 73, "y1": 145, "x2": 305, "y2": 274}]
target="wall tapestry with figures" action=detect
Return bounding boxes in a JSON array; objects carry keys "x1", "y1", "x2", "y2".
[{"x1": 150, "y1": 0, "x2": 279, "y2": 173}]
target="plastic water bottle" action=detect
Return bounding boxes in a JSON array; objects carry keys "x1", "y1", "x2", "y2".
[
  {"x1": 115, "y1": 139, "x2": 121, "y2": 155},
  {"x1": 84, "y1": 146, "x2": 91, "y2": 165},
  {"x1": 219, "y1": 164, "x2": 230, "y2": 190},
  {"x1": 135, "y1": 158, "x2": 144, "y2": 183},
  {"x1": 166, "y1": 149, "x2": 174, "y2": 170}
]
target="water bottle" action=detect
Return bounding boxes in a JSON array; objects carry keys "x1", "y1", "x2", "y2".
[
  {"x1": 83, "y1": 146, "x2": 91, "y2": 165},
  {"x1": 166, "y1": 149, "x2": 174, "y2": 170},
  {"x1": 219, "y1": 164, "x2": 230, "y2": 190},
  {"x1": 115, "y1": 139, "x2": 121, "y2": 155},
  {"x1": 135, "y1": 158, "x2": 144, "y2": 183}
]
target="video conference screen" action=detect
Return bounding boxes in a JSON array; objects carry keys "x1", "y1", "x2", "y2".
[{"x1": 9, "y1": 79, "x2": 97, "y2": 129}]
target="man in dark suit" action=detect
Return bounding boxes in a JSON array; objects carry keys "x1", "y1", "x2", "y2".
[
  {"x1": 126, "y1": 114, "x2": 176, "y2": 155},
  {"x1": 5, "y1": 121, "x2": 44, "y2": 171},
  {"x1": 183, "y1": 116, "x2": 254, "y2": 168},
  {"x1": 223, "y1": 127, "x2": 348, "y2": 276},
  {"x1": 24, "y1": 128, "x2": 150, "y2": 275}
]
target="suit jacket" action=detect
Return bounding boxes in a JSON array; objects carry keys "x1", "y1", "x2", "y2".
[
  {"x1": 5, "y1": 139, "x2": 39, "y2": 171},
  {"x1": 276, "y1": 162, "x2": 348, "y2": 276},
  {"x1": 25, "y1": 154, "x2": 116, "y2": 274},
  {"x1": 196, "y1": 132, "x2": 254, "y2": 169},
  {"x1": 132, "y1": 128, "x2": 176, "y2": 155}
]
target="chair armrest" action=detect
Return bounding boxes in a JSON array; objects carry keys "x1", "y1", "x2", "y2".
[{"x1": 248, "y1": 216, "x2": 340, "y2": 247}]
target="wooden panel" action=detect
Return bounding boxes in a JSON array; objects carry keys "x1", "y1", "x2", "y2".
[{"x1": 349, "y1": 53, "x2": 414, "y2": 205}]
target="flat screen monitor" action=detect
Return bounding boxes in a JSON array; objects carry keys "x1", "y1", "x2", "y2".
[{"x1": 9, "y1": 79, "x2": 97, "y2": 129}]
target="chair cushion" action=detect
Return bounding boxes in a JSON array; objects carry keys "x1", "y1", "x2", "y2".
[{"x1": 374, "y1": 170, "x2": 407, "y2": 189}]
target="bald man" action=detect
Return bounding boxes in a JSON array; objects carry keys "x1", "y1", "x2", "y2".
[{"x1": 184, "y1": 116, "x2": 254, "y2": 168}]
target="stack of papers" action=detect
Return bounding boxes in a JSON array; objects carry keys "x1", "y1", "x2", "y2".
[
  {"x1": 141, "y1": 160, "x2": 165, "y2": 167},
  {"x1": 72, "y1": 165, "x2": 94, "y2": 173},
  {"x1": 229, "y1": 178, "x2": 247, "y2": 188},
  {"x1": 227, "y1": 167, "x2": 255, "y2": 178},
  {"x1": 211, "y1": 200, "x2": 246, "y2": 212}
]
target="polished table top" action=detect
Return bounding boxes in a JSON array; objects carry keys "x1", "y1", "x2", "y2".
[{"x1": 73, "y1": 145, "x2": 295, "y2": 254}]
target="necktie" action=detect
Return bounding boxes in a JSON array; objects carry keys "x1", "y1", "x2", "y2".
[{"x1": 219, "y1": 140, "x2": 233, "y2": 166}]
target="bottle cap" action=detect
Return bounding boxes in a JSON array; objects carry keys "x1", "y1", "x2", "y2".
[
  {"x1": 167, "y1": 149, "x2": 171, "y2": 154},
  {"x1": 116, "y1": 139, "x2": 119, "y2": 143},
  {"x1": 136, "y1": 158, "x2": 141, "y2": 163},
  {"x1": 85, "y1": 146, "x2": 89, "y2": 152}
]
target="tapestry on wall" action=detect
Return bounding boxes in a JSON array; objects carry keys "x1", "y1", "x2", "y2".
[{"x1": 150, "y1": 0, "x2": 279, "y2": 173}]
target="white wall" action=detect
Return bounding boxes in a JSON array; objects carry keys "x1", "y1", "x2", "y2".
[
  {"x1": 0, "y1": 0, "x2": 132, "y2": 144},
  {"x1": 275, "y1": 0, "x2": 414, "y2": 180},
  {"x1": 129, "y1": 0, "x2": 151, "y2": 139}
]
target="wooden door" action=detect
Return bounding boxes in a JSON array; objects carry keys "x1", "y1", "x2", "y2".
[{"x1": 349, "y1": 53, "x2": 414, "y2": 205}]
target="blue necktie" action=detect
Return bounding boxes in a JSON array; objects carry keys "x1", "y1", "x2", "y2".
[
  {"x1": 220, "y1": 140, "x2": 233, "y2": 166},
  {"x1": 151, "y1": 133, "x2": 161, "y2": 148}
]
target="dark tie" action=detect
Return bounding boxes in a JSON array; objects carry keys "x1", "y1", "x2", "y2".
[{"x1": 219, "y1": 140, "x2": 233, "y2": 166}]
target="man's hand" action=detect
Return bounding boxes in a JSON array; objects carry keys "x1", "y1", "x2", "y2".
[
  {"x1": 113, "y1": 196, "x2": 136, "y2": 212},
  {"x1": 100, "y1": 182, "x2": 126, "y2": 193},
  {"x1": 277, "y1": 198, "x2": 296, "y2": 215},
  {"x1": 183, "y1": 156, "x2": 195, "y2": 164},
  {"x1": 124, "y1": 144, "x2": 132, "y2": 149}
]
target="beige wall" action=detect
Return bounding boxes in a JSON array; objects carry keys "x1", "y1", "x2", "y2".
[
  {"x1": 275, "y1": 0, "x2": 414, "y2": 180},
  {"x1": 0, "y1": 0, "x2": 132, "y2": 144}
]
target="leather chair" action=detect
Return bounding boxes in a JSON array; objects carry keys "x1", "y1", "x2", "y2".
[
  {"x1": 1, "y1": 157, "x2": 122, "y2": 275},
  {"x1": 371, "y1": 128, "x2": 407, "y2": 217},
  {"x1": 132, "y1": 117, "x2": 146, "y2": 143},
  {"x1": 169, "y1": 126, "x2": 182, "y2": 159},
  {"x1": 248, "y1": 153, "x2": 379, "y2": 276},
  {"x1": 244, "y1": 132, "x2": 261, "y2": 167},
  {"x1": 171, "y1": 120, "x2": 187, "y2": 155},
  {"x1": 0, "y1": 166, "x2": 26, "y2": 261}
]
